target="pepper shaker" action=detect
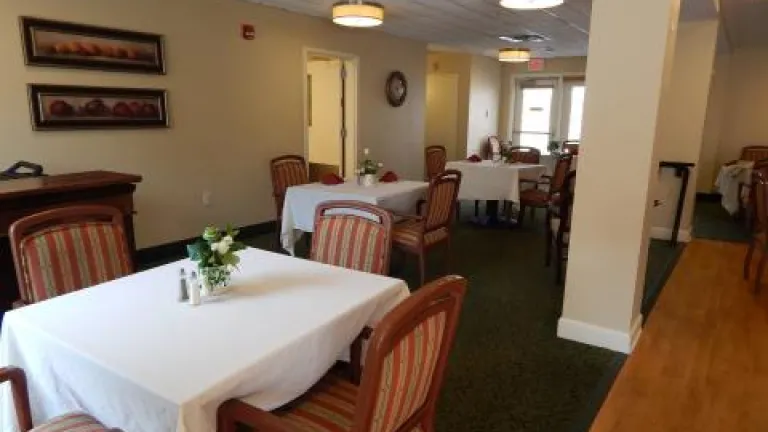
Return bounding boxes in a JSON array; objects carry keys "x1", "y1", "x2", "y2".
[{"x1": 178, "y1": 268, "x2": 189, "y2": 302}]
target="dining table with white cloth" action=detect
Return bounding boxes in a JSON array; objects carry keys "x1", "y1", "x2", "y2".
[
  {"x1": 715, "y1": 160, "x2": 753, "y2": 215},
  {"x1": 0, "y1": 247, "x2": 410, "y2": 432},
  {"x1": 281, "y1": 180, "x2": 428, "y2": 254},
  {"x1": 446, "y1": 160, "x2": 548, "y2": 202}
]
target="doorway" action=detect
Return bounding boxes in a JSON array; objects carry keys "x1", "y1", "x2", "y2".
[
  {"x1": 304, "y1": 50, "x2": 358, "y2": 181},
  {"x1": 426, "y1": 73, "x2": 460, "y2": 160}
]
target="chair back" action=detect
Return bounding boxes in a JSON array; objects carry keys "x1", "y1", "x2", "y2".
[
  {"x1": 551, "y1": 154, "x2": 574, "y2": 192},
  {"x1": 556, "y1": 171, "x2": 578, "y2": 234},
  {"x1": 310, "y1": 201, "x2": 394, "y2": 275},
  {"x1": 563, "y1": 141, "x2": 580, "y2": 155},
  {"x1": 353, "y1": 275, "x2": 467, "y2": 432},
  {"x1": 425, "y1": 146, "x2": 447, "y2": 181},
  {"x1": 741, "y1": 146, "x2": 768, "y2": 163},
  {"x1": 508, "y1": 146, "x2": 541, "y2": 164},
  {"x1": 10, "y1": 205, "x2": 133, "y2": 305},
  {"x1": 423, "y1": 170, "x2": 462, "y2": 232},
  {"x1": 270, "y1": 155, "x2": 308, "y2": 216}
]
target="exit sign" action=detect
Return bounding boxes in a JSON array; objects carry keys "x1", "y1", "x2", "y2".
[{"x1": 528, "y1": 58, "x2": 545, "y2": 72}]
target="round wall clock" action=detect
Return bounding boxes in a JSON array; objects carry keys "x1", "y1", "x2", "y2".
[{"x1": 385, "y1": 71, "x2": 408, "y2": 107}]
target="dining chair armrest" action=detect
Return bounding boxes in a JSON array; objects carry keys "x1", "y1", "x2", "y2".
[
  {"x1": 217, "y1": 399, "x2": 294, "y2": 432},
  {"x1": 350, "y1": 326, "x2": 374, "y2": 385},
  {"x1": 392, "y1": 212, "x2": 423, "y2": 222},
  {"x1": 0, "y1": 367, "x2": 33, "y2": 432}
]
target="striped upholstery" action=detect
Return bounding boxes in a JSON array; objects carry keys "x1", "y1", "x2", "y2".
[
  {"x1": 742, "y1": 146, "x2": 768, "y2": 163},
  {"x1": 276, "y1": 374, "x2": 425, "y2": 432},
  {"x1": 425, "y1": 181, "x2": 458, "y2": 230},
  {"x1": 425, "y1": 146, "x2": 447, "y2": 180},
  {"x1": 368, "y1": 312, "x2": 448, "y2": 432},
  {"x1": 551, "y1": 156, "x2": 572, "y2": 191},
  {"x1": 31, "y1": 412, "x2": 109, "y2": 432},
  {"x1": 393, "y1": 220, "x2": 448, "y2": 248},
  {"x1": 312, "y1": 215, "x2": 389, "y2": 275},
  {"x1": 19, "y1": 222, "x2": 132, "y2": 303},
  {"x1": 273, "y1": 158, "x2": 308, "y2": 195}
]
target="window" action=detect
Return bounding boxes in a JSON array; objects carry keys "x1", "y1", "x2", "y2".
[{"x1": 510, "y1": 76, "x2": 585, "y2": 154}]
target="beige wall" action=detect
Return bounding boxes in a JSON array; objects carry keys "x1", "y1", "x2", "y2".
[
  {"x1": 307, "y1": 59, "x2": 342, "y2": 167},
  {"x1": 716, "y1": 48, "x2": 768, "y2": 166},
  {"x1": 426, "y1": 73, "x2": 461, "y2": 160},
  {"x1": 466, "y1": 55, "x2": 502, "y2": 156},
  {"x1": 650, "y1": 20, "x2": 718, "y2": 238},
  {"x1": 697, "y1": 52, "x2": 730, "y2": 192},
  {"x1": 0, "y1": 0, "x2": 427, "y2": 248},
  {"x1": 499, "y1": 57, "x2": 587, "y2": 139}
]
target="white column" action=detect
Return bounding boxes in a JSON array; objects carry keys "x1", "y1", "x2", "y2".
[{"x1": 558, "y1": 0, "x2": 682, "y2": 353}]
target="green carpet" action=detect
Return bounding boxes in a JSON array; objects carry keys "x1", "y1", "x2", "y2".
[
  {"x1": 693, "y1": 199, "x2": 749, "y2": 243},
  {"x1": 146, "y1": 209, "x2": 684, "y2": 432}
]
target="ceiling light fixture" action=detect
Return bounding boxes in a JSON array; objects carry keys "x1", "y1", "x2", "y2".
[
  {"x1": 499, "y1": 34, "x2": 548, "y2": 43},
  {"x1": 499, "y1": 0, "x2": 564, "y2": 10},
  {"x1": 498, "y1": 48, "x2": 531, "y2": 63},
  {"x1": 332, "y1": 1, "x2": 385, "y2": 28}
]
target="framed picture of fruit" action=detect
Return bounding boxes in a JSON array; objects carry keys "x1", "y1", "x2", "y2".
[
  {"x1": 20, "y1": 17, "x2": 165, "y2": 74},
  {"x1": 28, "y1": 84, "x2": 169, "y2": 131}
]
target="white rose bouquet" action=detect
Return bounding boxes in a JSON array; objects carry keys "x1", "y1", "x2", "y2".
[{"x1": 187, "y1": 225, "x2": 246, "y2": 291}]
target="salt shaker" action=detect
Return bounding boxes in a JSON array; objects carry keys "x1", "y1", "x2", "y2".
[
  {"x1": 178, "y1": 268, "x2": 189, "y2": 302},
  {"x1": 188, "y1": 271, "x2": 201, "y2": 306}
]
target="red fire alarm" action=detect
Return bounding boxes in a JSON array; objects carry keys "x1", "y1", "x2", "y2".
[{"x1": 242, "y1": 24, "x2": 255, "y2": 40}]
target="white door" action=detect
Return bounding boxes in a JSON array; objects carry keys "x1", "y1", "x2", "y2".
[
  {"x1": 307, "y1": 59, "x2": 343, "y2": 170},
  {"x1": 426, "y1": 73, "x2": 460, "y2": 160},
  {"x1": 512, "y1": 79, "x2": 556, "y2": 153}
]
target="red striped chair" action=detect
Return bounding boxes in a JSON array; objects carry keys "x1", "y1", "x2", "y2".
[
  {"x1": 1, "y1": 366, "x2": 115, "y2": 431},
  {"x1": 424, "y1": 146, "x2": 447, "y2": 181},
  {"x1": 271, "y1": 155, "x2": 309, "y2": 246},
  {"x1": 507, "y1": 146, "x2": 541, "y2": 164},
  {"x1": 311, "y1": 201, "x2": 394, "y2": 276},
  {"x1": 217, "y1": 275, "x2": 467, "y2": 432},
  {"x1": 10, "y1": 205, "x2": 133, "y2": 307},
  {"x1": 393, "y1": 170, "x2": 462, "y2": 286}
]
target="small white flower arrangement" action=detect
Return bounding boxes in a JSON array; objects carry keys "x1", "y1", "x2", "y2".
[
  {"x1": 187, "y1": 225, "x2": 246, "y2": 291},
  {"x1": 358, "y1": 148, "x2": 384, "y2": 175}
]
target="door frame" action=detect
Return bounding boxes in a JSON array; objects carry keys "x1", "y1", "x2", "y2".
[{"x1": 302, "y1": 47, "x2": 360, "y2": 177}]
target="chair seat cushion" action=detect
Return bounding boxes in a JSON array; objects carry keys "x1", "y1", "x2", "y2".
[
  {"x1": 273, "y1": 373, "x2": 423, "y2": 432},
  {"x1": 31, "y1": 412, "x2": 109, "y2": 432},
  {"x1": 520, "y1": 188, "x2": 550, "y2": 206},
  {"x1": 392, "y1": 219, "x2": 449, "y2": 249}
]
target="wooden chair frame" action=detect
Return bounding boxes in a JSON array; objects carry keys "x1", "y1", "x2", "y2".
[
  {"x1": 9, "y1": 204, "x2": 133, "y2": 307},
  {"x1": 425, "y1": 145, "x2": 447, "y2": 181},
  {"x1": 394, "y1": 170, "x2": 462, "y2": 286},
  {"x1": 545, "y1": 171, "x2": 576, "y2": 284},
  {"x1": 270, "y1": 155, "x2": 308, "y2": 247},
  {"x1": 744, "y1": 169, "x2": 768, "y2": 293},
  {"x1": 0, "y1": 367, "x2": 33, "y2": 431},
  {"x1": 310, "y1": 200, "x2": 394, "y2": 276},
  {"x1": 517, "y1": 153, "x2": 573, "y2": 226},
  {"x1": 217, "y1": 275, "x2": 467, "y2": 432}
]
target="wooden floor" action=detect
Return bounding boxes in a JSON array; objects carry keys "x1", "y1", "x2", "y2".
[{"x1": 591, "y1": 239, "x2": 768, "y2": 432}]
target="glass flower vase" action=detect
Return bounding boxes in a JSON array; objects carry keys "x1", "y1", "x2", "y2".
[{"x1": 199, "y1": 265, "x2": 232, "y2": 296}]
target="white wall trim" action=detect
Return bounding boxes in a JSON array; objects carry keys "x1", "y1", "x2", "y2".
[
  {"x1": 557, "y1": 314, "x2": 643, "y2": 354},
  {"x1": 650, "y1": 227, "x2": 692, "y2": 243}
]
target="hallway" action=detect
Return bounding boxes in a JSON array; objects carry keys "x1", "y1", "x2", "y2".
[{"x1": 591, "y1": 239, "x2": 768, "y2": 431}]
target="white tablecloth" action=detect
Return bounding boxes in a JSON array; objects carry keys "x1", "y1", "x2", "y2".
[
  {"x1": 0, "y1": 248, "x2": 409, "y2": 432},
  {"x1": 446, "y1": 160, "x2": 547, "y2": 202},
  {"x1": 715, "y1": 161, "x2": 753, "y2": 215},
  {"x1": 281, "y1": 180, "x2": 428, "y2": 254}
]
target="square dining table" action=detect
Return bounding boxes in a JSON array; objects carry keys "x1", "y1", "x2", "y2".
[
  {"x1": 281, "y1": 180, "x2": 428, "y2": 254},
  {"x1": 0, "y1": 248, "x2": 409, "y2": 432},
  {"x1": 446, "y1": 160, "x2": 547, "y2": 203}
]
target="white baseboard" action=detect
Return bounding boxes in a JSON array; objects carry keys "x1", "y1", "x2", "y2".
[
  {"x1": 650, "y1": 227, "x2": 692, "y2": 243},
  {"x1": 557, "y1": 315, "x2": 643, "y2": 354}
]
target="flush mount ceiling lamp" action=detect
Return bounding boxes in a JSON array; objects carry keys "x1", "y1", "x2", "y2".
[
  {"x1": 498, "y1": 48, "x2": 531, "y2": 63},
  {"x1": 332, "y1": 1, "x2": 385, "y2": 28},
  {"x1": 499, "y1": 0, "x2": 564, "y2": 10}
]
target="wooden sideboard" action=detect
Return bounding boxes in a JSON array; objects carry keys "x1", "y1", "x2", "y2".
[{"x1": 0, "y1": 170, "x2": 142, "y2": 312}]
